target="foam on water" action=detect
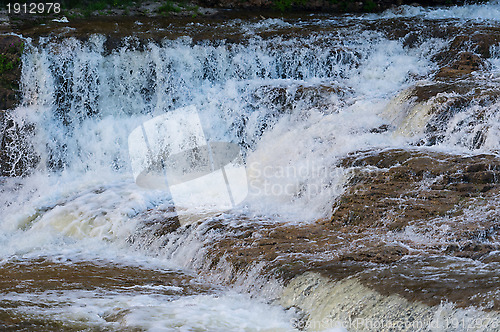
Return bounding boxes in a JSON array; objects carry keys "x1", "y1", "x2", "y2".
[
  {"x1": 1, "y1": 289, "x2": 299, "y2": 331},
  {"x1": 376, "y1": 0, "x2": 500, "y2": 21}
]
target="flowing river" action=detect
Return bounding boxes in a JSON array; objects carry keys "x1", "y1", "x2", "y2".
[{"x1": 2, "y1": 2, "x2": 500, "y2": 331}]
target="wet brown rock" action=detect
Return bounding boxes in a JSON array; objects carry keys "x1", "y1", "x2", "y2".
[
  {"x1": 447, "y1": 31, "x2": 500, "y2": 60},
  {"x1": 0, "y1": 258, "x2": 213, "y2": 330},
  {"x1": 432, "y1": 28, "x2": 500, "y2": 65},
  {"x1": 369, "y1": 124, "x2": 393, "y2": 133},
  {"x1": 436, "y1": 52, "x2": 485, "y2": 78},
  {"x1": 429, "y1": 29, "x2": 500, "y2": 86},
  {"x1": 199, "y1": 150, "x2": 500, "y2": 274},
  {"x1": 129, "y1": 208, "x2": 181, "y2": 247},
  {"x1": 339, "y1": 243, "x2": 409, "y2": 263},
  {"x1": 333, "y1": 150, "x2": 500, "y2": 230},
  {"x1": 446, "y1": 242, "x2": 497, "y2": 259},
  {"x1": 469, "y1": 31, "x2": 500, "y2": 58},
  {"x1": 132, "y1": 149, "x2": 500, "y2": 309}
]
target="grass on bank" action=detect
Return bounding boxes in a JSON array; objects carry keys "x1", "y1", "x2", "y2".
[{"x1": 0, "y1": 41, "x2": 23, "y2": 75}]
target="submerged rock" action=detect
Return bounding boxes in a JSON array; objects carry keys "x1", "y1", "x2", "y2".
[
  {"x1": 436, "y1": 52, "x2": 485, "y2": 78},
  {"x1": 251, "y1": 83, "x2": 349, "y2": 114}
]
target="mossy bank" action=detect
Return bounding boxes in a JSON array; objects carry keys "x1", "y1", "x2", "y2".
[{"x1": 0, "y1": 35, "x2": 23, "y2": 112}]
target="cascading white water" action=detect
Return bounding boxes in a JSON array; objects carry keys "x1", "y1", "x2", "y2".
[
  {"x1": 3, "y1": 26, "x2": 443, "y2": 221},
  {"x1": 1, "y1": 2, "x2": 500, "y2": 330}
]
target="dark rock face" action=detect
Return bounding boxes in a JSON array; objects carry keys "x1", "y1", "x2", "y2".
[
  {"x1": 0, "y1": 35, "x2": 22, "y2": 112},
  {"x1": 0, "y1": 35, "x2": 25, "y2": 177},
  {"x1": 0, "y1": 120, "x2": 39, "y2": 177}
]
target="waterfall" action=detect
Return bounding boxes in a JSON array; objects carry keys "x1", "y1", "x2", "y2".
[{"x1": 1, "y1": 4, "x2": 500, "y2": 330}]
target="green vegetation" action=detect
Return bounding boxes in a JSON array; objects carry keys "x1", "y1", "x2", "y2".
[
  {"x1": 272, "y1": 0, "x2": 307, "y2": 11},
  {"x1": 0, "y1": 55, "x2": 16, "y2": 74},
  {"x1": 87, "y1": 1, "x2": 108, "y2": 11},
  {"x1": 0, "y1": 53, "x2": 21, "y2": 76},
  {"x1": 7, "y1": 42, "x2": 24, "y2": 55},
  {"x1": 0, "y1": 40, "x2": 24, "y2": 75},
  {"x1": 157, "y1": 1, "x2": 182, "y2": 13},
  {"x1": 363, "y1": 0, "x2": 376, "y2": 11}
]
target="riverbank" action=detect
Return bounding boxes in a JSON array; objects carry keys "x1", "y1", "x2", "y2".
[{"x1": 0, "y1": 0, "x2": 493, "y2": 34}]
